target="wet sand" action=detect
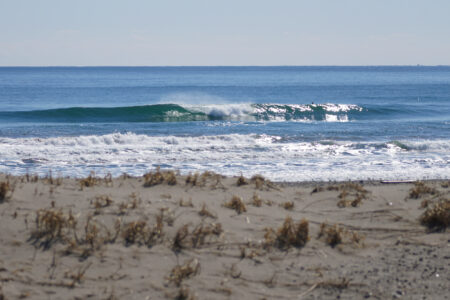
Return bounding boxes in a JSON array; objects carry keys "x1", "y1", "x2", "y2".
[{"x1": 0, "y1": 172, "x2": 448, "y2": 299}]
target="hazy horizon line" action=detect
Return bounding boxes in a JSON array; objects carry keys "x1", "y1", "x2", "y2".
[{"x1": 1, "y1": 64, "x2": 449, "y2": 68}]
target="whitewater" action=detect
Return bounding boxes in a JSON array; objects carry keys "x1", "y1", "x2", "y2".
[{"x1": 0, "y1": 66, "x2": 449, "y2": 181}]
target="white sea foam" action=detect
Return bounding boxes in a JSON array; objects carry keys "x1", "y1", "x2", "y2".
[
  {"x1": 0, "y1": 133, "x2": 449, "y2": 181},
  {"x1": 186, "y1": 103, "x2": 255, "y2": 119},
  {"x1": 183, "y1": 103, "x2": 362, "y2": 122}
]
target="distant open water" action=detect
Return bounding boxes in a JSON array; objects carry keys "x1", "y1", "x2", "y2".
[{"x1": 0, "y1": 66, "x2": 449, "y2": 181}]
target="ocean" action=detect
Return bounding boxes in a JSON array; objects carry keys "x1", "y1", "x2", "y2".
[{"x1": 0, "y1": 66, "x2": 449, "y2": 181}]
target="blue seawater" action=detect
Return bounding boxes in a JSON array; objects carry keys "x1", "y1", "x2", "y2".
[{"x1": 0, "y1": 66, "x2": 449, "y2": 181}]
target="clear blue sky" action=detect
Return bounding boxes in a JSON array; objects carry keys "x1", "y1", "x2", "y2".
[{"x1": 1, "y1": 0, "x2": 449, "y2": 66}]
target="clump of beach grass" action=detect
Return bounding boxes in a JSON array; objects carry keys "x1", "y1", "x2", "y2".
[
  {"x1": 79, "y1": 172, "x2": 99, "y2": 189},
  {"x1": 103, "y1": 172, "x2": 113, "y2": 186},
  {"x1": 64, "y1": 262, "x2": 92, "y2": 288},
  {"x1": 191, "y1": 223, "x2": 223, "y2": 248},
  {"x1": 63, "y1": 215, "x2": 110, "y2": 260},
  {"x1": 185, "y1": 173, "x2": 199, "y2": 186},
  {"x1": 0, "y1": 181, "x2": 13, "y2": 203},
  {"x1": 224, "y1": 196, "x2": 247, "y2": 214},
  {"x1": 122, "y1": 215, "x2": 164, "y2": 247},
  {"x1": 29, "y1": 207, "x2": 122, "y2": 259},
  {"x1": 264, "y1": 216, "x2": 309, "y2": 250},
  {"x1": 203, "y1": 171, "x2": 225, "y2": 189},
  {"x1": 420, "y1": 199, "x2": 449, "y2": 232},
  {"x1": 318, "y1": 223, "x2": 344, "y2": 247},
  {"x1": 312, "y1": 182, "x2": 368, "y2": 207},
  {"x1": 172, "y1": 224, "x2": 190, "y2": 252},
  {"x1": 143, "y1": 168, "x2": 177, "y2": 187},
  {"x1": 236, "y1": 174, "x2": 249, "y2": 186},
  {"x1": 409, "y1": 181, "x2": 438, "y2": 199},
  {"x1": 250, "y1": 192, "x2": 262, "y2": 207},
  {"x1": 166, "y1": 258, "x2": 200, "y2": 287},
  {"x1": 91, "y1": 195, "x2": 113, "y2": 215},
  {"x1": 318, "y1": 223, "x2": 365, "y2": 248},
  {"x1": 337, "y1": 192, "x2": 364, "y2": 208},
  {"x1": 42, "y1": 171, "x2": 63, "y2": 186},
  {"x1": 311, "y1": 185, "x2": 340, "y2": 194},
  {"x1": 22, "y1": 173, "x2": 39, "y2": 183},
  {"x1": 30, "y1": 208, "x2": 77, "y2": 249},
  {"x1": 198, "y1": 203, "x2": 217, "y2": 219},
  {"x1": 334, "y1": 182, "x2": 369, "y2": 208},
  {"x1": 251, "y1": 174, "x2": 266, "y2": 189},
  {"x1": 159, "y1": 207, "x2": 175, "y2": 227},
  {"x1": 251, "y1": 174, "x2": 278, "y2": 190},
  {"x1": 280, "y1": 201, "x2": 294, "y2": 210},
  {"x1": 185, "y1": 171, "x2": 224, "y2": 188},
  {"x1": 172, "y1": 222, "x2": 223, "y2": 251},
  {"x1": 121, "y1": 221, "x2": 150, "y2": 246},
  {"x1": 117, "y1": 193, "x2": 140, "y2": 215}
]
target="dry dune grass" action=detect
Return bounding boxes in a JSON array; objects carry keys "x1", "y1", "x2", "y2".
[
  {"x1": 79, "y1": 172, "x2": 99, "y2": 189},
  {"x1": 0, "y1": 181, "x2": 13, "y2": 202},
  {"x1": 318, "y1": 223, "x2": 344, "y2": 247},
  {"x1": 91, "y1": 195, "x2": 113, "y2": 215},
  {"x1": 234, "y1": 174, "x2": 279, "y2": 190},
  {"x1": 409, "y1": 181, "x2": 438, "y2": 199},
  {"x1": 1, "y1": 173, "x2": 448, "y2": 299},
  {"x1": 280, "y1": 201, "x2": 294, "y2": 210},
  {"x1": 117, "y1": 193, "x2": 140, "y2": 215},
  {"x1": 420, "y1": 199, "x2": 450, "y2": 232},
  {"x1": 166, "y1": 258, "x2": 200, "y2": 287},
  {"x1": 122, "y1": 218, "x2": 164, "y2": 247},
  {"x1": 29, "y1": 209, "x2": 78, "y2": 249},
  {"x1": 144, "y1": 168, "x2": 177, "y2": 187},
  {"x1": 198, "y1": 203, "x2": 217, "y2": 219},
  {"x1": 250, "y1": 174, "x2": 279, "y2": 190},
  {"x1": 172, "y1": 222, "x2": 223, "y2": 251},
  {"x1": 172, "y1": 224, "x2": 190, "y2": 252},
  {"x1": 185, "y1": 173, "x2": 200, "y2": 186},
  {"x1": 78, "y1": 172, "x2": 114, "y2": 189},
  {"x1": 224, "y1": 195, "x2": 247, "y2": 214},
  {"x1": 28, "y1": 205, "x2": 165, "y2": 256},
  {"x1": 318, "y1": 223, "x2": 365, "y2": 248},
  {"x1": 42, "y1": 171, "x2": 63, "y2": 186},
  {"x1": 185, "y1": 171, "x2": 224, "y2": 189},
  {"x1": 249, "y1": 192, "x2": 262, "y2": 207},
  {"x1": 190, "y1": 223, "x2": 223, "y2": 248},
  {"x1": 311, "y1": 182, "x2": 369, "y2": 207},
  {"x1": 264, "y1": 216, "x2": 309, "y2": 250},
  {"x1": 337, "y1": 183, "x2": 369, "y2": 208},
  {"x1": 236, "y1": 174, "x2": 249, "y2": 186}
]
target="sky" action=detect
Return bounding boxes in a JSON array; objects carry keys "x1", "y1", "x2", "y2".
[{"x1": 1, "y1": 0, "x2": 449, "y2": 66}]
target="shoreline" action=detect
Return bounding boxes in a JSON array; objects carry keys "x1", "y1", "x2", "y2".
[
  {"x1": 2, "y1": 171, "x2": 450, "y2": 184},
  {"x1": 1, "y1": 172, "x2": 448, "y2": 299}
]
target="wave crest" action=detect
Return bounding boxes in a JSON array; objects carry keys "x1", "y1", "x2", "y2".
[{"x1": 0, "y1": 103, "x2": 364, "y2": 123}]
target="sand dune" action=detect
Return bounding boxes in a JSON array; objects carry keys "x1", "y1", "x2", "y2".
[{"x1": 0, "y1": 172, "x2": 448, "y2": 299}]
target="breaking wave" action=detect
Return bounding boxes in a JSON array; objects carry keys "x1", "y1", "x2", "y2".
[{"x1": 0, "y1": 103, "x2": 365, "y2": 123}]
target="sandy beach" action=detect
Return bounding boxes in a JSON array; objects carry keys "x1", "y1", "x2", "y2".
[{"x1": 0, "y1": 171, "x2": 448, "y2": 299}]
